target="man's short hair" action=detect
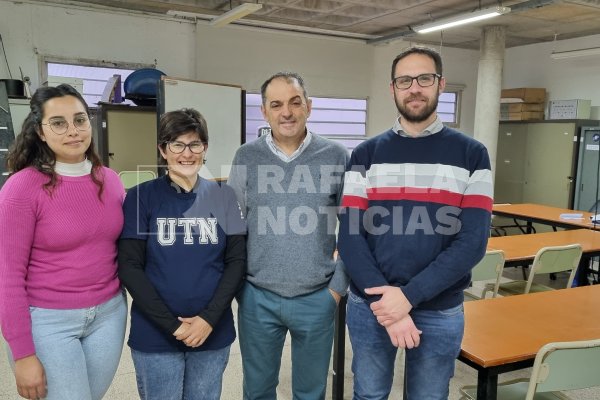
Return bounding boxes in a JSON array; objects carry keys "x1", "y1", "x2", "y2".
[
  {"x1": 260, "y1": 72, "x2": 309, "y2": 105},
  {"x1": 391, "y1": 46, "x2": 443, "y2": 81}
]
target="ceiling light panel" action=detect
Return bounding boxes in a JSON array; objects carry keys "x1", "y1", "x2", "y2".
[{"x1": 414, "y1": 6, "x2": 511, "y2": 33}]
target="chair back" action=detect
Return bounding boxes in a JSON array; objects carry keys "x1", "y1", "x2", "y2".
[
  {"x1": 525, "y1": 243, "x2": 582, "y2": 293},
  {"x1": 525, "y1": 338, "x2": 600, "y2": 399},
  {"x1": 472, "y1": 250, "x2": 504, "y2": 281},
  {"x1": 468, "y1": 250, "x2": 504, "y2": 299},
  {"x1": 118, "y1": 170, "x2": 157, "y2": 190}
]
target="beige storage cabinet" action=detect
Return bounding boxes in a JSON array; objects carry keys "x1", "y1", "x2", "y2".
[
  {"x1": 495, "y1": 123, "x2": 527, "y2": 204},
  {"x1": 522, "y1": 122, "x2": 575, "y2": 207},
  {"x1": 495, "y1": 120, "x2": 600, "y2": 209},
  {"x1": 96, "y1": 104, "x2": 158, "y2": 175}
]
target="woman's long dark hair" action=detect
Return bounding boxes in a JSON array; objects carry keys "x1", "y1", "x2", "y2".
[{"x1": 6, "y1": 84, "x2": 104, "y2": 197}]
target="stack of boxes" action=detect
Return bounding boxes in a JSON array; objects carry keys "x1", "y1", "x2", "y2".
[{"x1": 500, "y1": 88, "x2": 546, "y2": 121}]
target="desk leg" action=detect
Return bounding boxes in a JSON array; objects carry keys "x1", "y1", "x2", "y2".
[
  {"x1": 476, "y1": 369, "x2": 498, "y2": 400},
  {"x1": 576, "y1": 256, "x2": 590, "y2": 287},
  {"x1": 332, "y1": 295, "x2": 347, "y2": 400}
]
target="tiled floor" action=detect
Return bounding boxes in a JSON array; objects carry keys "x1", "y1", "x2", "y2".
[{"x1": 1, "y1": 268, "x2": 598, "y2": 399}]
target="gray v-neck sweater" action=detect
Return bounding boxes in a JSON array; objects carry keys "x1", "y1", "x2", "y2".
[{"x1": 228, "y1": 134, "x2": 349, "y2": 297}]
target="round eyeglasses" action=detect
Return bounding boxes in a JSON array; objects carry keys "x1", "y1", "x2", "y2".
[
  {"x1": 166, "y1": 141, "x2": 207, "y2": 154},
  {"x1": 41, "y1": 115, "x2": 91, "y2": 135},
  {"x1": 392, "y1": 73, "x2": 441, "y2": 90}
]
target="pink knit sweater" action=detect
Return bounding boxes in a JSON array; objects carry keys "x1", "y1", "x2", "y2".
[{"x1": 0, "y1": 167, "x2": 125, "y2": 360}]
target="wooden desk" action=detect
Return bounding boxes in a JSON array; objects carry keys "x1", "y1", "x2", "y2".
[
  {"x1": 492, "y1": 203, "x2": 597, "y2": 231},
  {"x1": 333, "y1": 230, "x2": 600, "y2": 400},
  {"x1": 487, "y1": 228, "x2": 600, "y2": 268},
  {"x1": 459, "y1": 285, "x2": 600, "y2": 400}
]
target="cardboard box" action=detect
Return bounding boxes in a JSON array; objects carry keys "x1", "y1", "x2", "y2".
[
  {"x1": 548, "y1": 99, "x2": 591, "y2": 119},
  {"x1": 501, "y1": 88, "x2": 546, "y2": 103},
  {"x1": 500, "y1": 111, "x2": 544, "y2": 121},
  {"x1": 500, "y1": 103, "x2": 545, "y2": 113}
]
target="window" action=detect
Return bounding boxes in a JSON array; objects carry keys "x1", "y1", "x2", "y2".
[
  {"x1": 438, "y1": 84, "x2": 464, "y2": 127},
  {"x1": 47, "y1": 63, "x2": 135, "y2": 107},
  {"x1": 42, "y1": 57, "x2": 153, "y2": 107},
  {"x1": 245, "y1": 93, "x2": 367, "y2": 151}
]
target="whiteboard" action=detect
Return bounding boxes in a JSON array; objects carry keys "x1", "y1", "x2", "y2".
[{"x1": 159, "y1": 76, "x2": 243, "y2": 180}]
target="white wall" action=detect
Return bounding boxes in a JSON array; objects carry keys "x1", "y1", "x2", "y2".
[
  {"x1": 0, "y1": 1, "x2": 196, "y2": 89},
  {"x1": 194, "y1": 24, "x2": 374, "y2": 99},
  {"x1": 504, "y1": 34, "x2": 600, "y2": 118}
]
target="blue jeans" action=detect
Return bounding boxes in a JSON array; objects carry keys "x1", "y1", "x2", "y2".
[
  {"x1": 237, "y1": 282, "x2": 338, "y2": 400},
  {"x1": 131, "y1": 346, "x2": 230, "y2": 400},
  {"x1": 18, "y1": 292, "x2": 127, "y2": 400},
  {"x1": 347, "y1": 291, "x2": 464, "y2": 400}
]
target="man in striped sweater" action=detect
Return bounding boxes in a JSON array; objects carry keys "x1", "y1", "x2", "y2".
[{"x1": 338, "y1": 46, "x2": 493, "y2": 399}]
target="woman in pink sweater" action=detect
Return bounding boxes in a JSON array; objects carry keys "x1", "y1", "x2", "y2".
[{"x1": 0, "y1": 84, "x2": 127, "y2": 400}]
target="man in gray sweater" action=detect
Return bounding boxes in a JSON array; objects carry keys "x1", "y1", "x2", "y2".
[{"x1": 228, "y1": 72, "x2": 349, "y2": 400}]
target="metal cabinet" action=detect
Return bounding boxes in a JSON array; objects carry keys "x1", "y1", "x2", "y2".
[
  {"x1": 495, "y1": 123, "x2": 527, "y2": 204},
  {"x1": 574, "y1": 126, "x2": 600, "y2": 212},
  {"x1": 495, "y1": 120, "x2": 600, "y2": 209},
  {"x1": 96, "y1": 104, "x2": 158, "y2": 175}
]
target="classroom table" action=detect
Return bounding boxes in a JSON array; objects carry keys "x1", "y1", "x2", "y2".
[
  {"x1": 492, "y1": 203, "x2": 597, "y2": 232},
  {"x1": 459, "y1": 285, "x2": 600, "y2": 400},
  {"x1": 331, "y1": 229, "x2": 600, "y2": 400},
  {"x1": 487, "y1": 228, "x2": 600, "y2": 268}
]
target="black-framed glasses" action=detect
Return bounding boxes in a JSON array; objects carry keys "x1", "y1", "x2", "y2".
[
  {"x1": 41, "y1": 115, "x2": 91, "y2": 135},
  {"x1": 166, "y1": 141, "x2": 207, "y2": 154},
  {"x1": 392, "y1": 73, "x2": 441, "y2": 90}
]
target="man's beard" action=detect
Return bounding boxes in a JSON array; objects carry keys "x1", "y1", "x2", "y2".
[{"x1": 394, "y1": 89, "x2": 439, "y2": 123}]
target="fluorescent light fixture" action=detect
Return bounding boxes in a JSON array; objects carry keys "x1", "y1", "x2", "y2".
[
  {"x1": 414, "y1": 6, "x2": 510, "y2": 34},
  {"x1": 551, "y1": 47, "x2": 600, "y2": 60},
  {"x1": 210, "y1": 3, "x2": 263, "y2": 27}
]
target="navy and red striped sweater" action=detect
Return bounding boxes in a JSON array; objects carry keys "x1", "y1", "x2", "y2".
[{"x1": 338, "y1": 126, "x2": 493, "y2": 311}]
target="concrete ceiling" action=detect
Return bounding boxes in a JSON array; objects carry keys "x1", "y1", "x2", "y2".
[{"x1": 22, "y1": 0, "x2": 600, "y2": 49}]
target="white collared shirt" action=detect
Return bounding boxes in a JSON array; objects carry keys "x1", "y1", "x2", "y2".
[
  {"x1": 393, "y1": 116, "x2": 444, "y2": 138},
  {"x1": 265, "y1": 130, "x2": 313, "y2": 162}
]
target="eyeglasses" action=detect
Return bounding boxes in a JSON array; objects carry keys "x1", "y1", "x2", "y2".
[
  {"x1": 41, "y1": 115, "x2": 91, "y2": 135},
  {"x1": 392, "y1": 73, "x2": 441, "y2": 90},
  {"x1": 166, "y1": 141, "x2": 207, "y2": 154}
]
